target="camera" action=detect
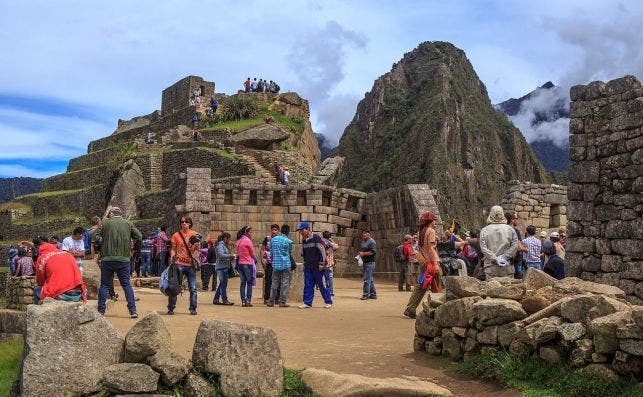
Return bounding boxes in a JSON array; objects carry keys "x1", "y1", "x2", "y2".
[{"x1": 189, "y1": 234, "x2": 202, "y2": 245}]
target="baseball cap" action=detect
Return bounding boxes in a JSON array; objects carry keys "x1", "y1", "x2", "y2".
[
  {"x1": 549, "y1": 231, "x2": 560, "y2": 239},
  {"x1": 542, "y1": 240, "x2": 556, "y2": 255},
  {"x1": 296, "y1": 221, "x2": 311, "y2": 231}
]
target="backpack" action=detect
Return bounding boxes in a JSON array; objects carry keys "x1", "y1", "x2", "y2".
[
  {"x1": 160, "y1": 264, "x2": 182, "y2": 297},
  {"x1": 462, "y1": 243, "x2": 479, "y2": 260},
  {"x1": 394, "y1": 244, "x2": 406, "y2": 263}
]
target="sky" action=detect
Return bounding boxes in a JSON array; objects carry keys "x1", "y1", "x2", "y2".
[{"x1": 0, "y1": 0, "x2": 641, "y2": 178}]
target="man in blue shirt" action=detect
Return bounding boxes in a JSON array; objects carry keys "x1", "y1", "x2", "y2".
[
  {"x1": 267, "y1": 224, "x2": 293, "y2": 307},
  {"x1": 297, "y1": 221, "x2": 332, "y2": 309}
]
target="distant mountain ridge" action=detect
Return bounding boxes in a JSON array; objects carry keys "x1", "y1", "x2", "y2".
[
  {"x1": 0, "y1": 177, "x2": 42, "y2": 203},
  {"x1": 495, "y1": 82, "x2": 570, "y2": 172},
  {"x1": 336, "y1": 41, "x2": 549, "y2": 225}
]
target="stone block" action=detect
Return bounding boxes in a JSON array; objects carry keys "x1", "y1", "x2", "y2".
[
  {"x1": 288, "y1": 205, "x2": 314, "y2": 213},
  {"x1": 612, "y1": 239, "x2": 643, "y2": 259},
  {"x1": 327, "y1": 215, "x2": 352, "y2": 227},
  {"x1": 313, "y1": 206, "x2": 338, "y2": 215},
  {"x1": 600, "y1": 255, "x2": 626, "y2": 272},
  {"x1": 567, "y1": 237, "x2": 595, "y2": 253},
  {"x1": 300, "y1": 213, "x2": 328, "y2": 222},
  {"x1": 339, "y1": 210, "x2": 362, "y2": 221}
]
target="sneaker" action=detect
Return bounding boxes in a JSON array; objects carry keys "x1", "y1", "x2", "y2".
[
  {"x1": 298, "y1": 304, "x2": 312, "y2": 309},
  {"x1": 324, "y1": 303, "x2": 332, "y2": 309},
  {"x1": 369, "y1": 295, "x2": 377, "y2": 300},
  {"x1": 223, "y1": 301, "x2": 234, "y2": 306},
  {"x1": 130, "y1": 312, "x2": 139, "y2": 319},
  {"x1": 246, "y1": 302, "x2": 253, "y2": 307},
  {"x1": 267, "y1": 301, "x2": 275, "y2": 307},
  {"x1": 360, "y1": 296, "x2": 369, "y2": 300},
  {"x1": 403, "y1": 307, "x2": 416, "y2": 319},
  {"x1": 241, "y1": 301, "x2": 247, "y2": 307},
  {"x1": 213, "y1": 301, "x2": 222, "y2": 305},
  {"x1": 279, "y1": 303, "x2": 290, "y2": 308},
  {"x1": 167, "y1": 310, "x2": 174, "y2": 315},
  {"x1": 190, "y1": 310, "x2": 197, "y2": 315}
]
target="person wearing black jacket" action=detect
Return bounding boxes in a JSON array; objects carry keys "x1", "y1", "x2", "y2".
[{"x1": 201, "y1": 239, "x2": 218, "y2": 291}]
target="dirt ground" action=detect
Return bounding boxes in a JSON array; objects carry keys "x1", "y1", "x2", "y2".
[{"x1": 100, "y1": 277, "x2": 519, "y2": 397}]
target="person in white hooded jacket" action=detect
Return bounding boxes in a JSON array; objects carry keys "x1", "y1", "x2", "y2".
[{"x1": 480, "y1": 205, "x2": 519, "y2": 280}]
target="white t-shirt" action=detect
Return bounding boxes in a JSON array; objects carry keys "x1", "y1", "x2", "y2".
[
  {"x1": 61, "y1": 236, "x2": 85, "y2": 268},
  {"x1": 283, "y1": 170, "x2": 290, "y2": 184}
]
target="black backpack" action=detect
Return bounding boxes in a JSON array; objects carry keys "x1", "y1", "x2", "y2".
[
  {"x1": 164, "y1": 264, "x2": 183, "y2": 297},
  {"x1": 394, "y1": 244, "x2": 406, "y2": 262}
]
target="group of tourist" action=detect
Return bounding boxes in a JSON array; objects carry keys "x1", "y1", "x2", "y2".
[
  {"x1": 274, "y1": 163, "x2": 290, "y2": 185},
  {"x1": 243, "y1": 77, "x2": 280, "y2": 94}
]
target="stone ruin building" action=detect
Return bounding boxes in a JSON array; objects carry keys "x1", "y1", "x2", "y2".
[
  {"x1": 501, "y1": 180, "x2": 568, "y2": 234},
  {"x1": 565, "y1": 75, "x2": 643, "y2": 306}
]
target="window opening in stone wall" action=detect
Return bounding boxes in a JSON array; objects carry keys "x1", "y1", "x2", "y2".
[
  {"x1": 272, "y1": 191, "x2": 282, "y2": 206},
  {"x1": 549, "y1": 204, "x2": 562, "y2": 228},
  {"x1": 322, "y1": 191, "x2": 332, "y2": 207},
  {"x1": 248, "y1": 190, "x2": 257, "y2": 205},
  {"x1": 224, "y1": 190, "x2": 233, "y2": 205},
  {"x1": 296, "y1": 190, "x2": 307, "y2": 206},
  {"x1": 337, "y1": 226, "x2": 346, "y2": 237},
  {"x1": 347, "y1": 196, "x2": 359, "y2": 212}
]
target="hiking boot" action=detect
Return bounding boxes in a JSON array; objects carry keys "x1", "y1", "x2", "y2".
[
  {"x1": 267, "y1": 301, "x2": 275, "y2": 307},
  {"x1": 403, "y1": 307, "x2": 416, "y2": 319},
  {"x1": 279, "y1": 303, "x2": 290, "y2": 308},
  {"x1": 298, "y1": 304, "x2": 312, "y2": 309}
]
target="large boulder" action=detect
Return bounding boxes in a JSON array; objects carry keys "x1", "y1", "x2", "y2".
[
  {"x1": 444, "y1": 277, "x2": 488, "y2": 298},
  {"x1": 124, "y1": 311, "x2": 171, "y2": 363},
  {"x1": 578, "y1": 364, "x2": 620, "y2": 382},
  {"x1": 473, "y1": 298, "x2": 527, "y2": 326},
  {"x1": 101, "y1": 363, "x2": 159, "y2": 394},
  {"x1": 524, "y1": 268, "x2": 557, "y2": 290},
  {"x1": 300, "y1": 368, "x2": 452, "y2": 397},
  {"x1": 521, "y1": 296, "x2": 551, "y2": 314},
  {"x1": 415, "y1": 310, "x2": 441, "y2": 338},
  {"x1": 148, "y1": 350, "x2": 191, "y2": 386},
  {"x1": 590, "y1": 311, "x2": 633, "y2": 354},
  {"x1": 620, "y1": 339, "x2": 643, "y2": 356},
  {"x1": 517, "y1": 316, "x2": 562, "y2": 346},
  {"x1": 20, "y1": 300, "x2": 124, "y2": 397},
  {"x1": 559, "y1": 294, "x2": 628, "y2": 324},
  {"x1": 555, "y1": 277, "x2": 626, "y2": 299},
  {"x1": 229, "y1": 124, "x2": 289, "y2": 149},
  {"x1": 192, "y1": 320, "x2": 282, "y2": 397},
  {"x1": 434, "y1": 296, "x2": 480, "y2": 327},
  {"x1": 486, "y1": 284, "x2": 526, "y2": 300},
  {"x1": 557, "y1": 323, "x2": 586, "y2": 341},
  {"x1": 441, "y1": 329, "x2": 462, "y2": 360},
  {"x1": 81, "y1": 260, "x2": 101, "y2": 300},
  {"x1": 105, "y1": 159, "x2": 146, "y2": 219}
]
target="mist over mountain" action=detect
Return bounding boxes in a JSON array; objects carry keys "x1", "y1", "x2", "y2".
[
  {"x1": 495, "y1": 82, "x2": 570, "y2": 172},
  {"x1": 315, "y1": 133, "x2": 336, "y2": 161}
]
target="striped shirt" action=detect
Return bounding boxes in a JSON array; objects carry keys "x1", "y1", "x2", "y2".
[
  {"x1": 522, "y1": 236, "x2": 542, "y2": 263},
  {"x1": 270, "y1": 234, "x2": 293, "y2": 271}
]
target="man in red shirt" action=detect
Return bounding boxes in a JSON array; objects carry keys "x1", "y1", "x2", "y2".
[{"x1": 33, "y1": 238, "x2": 87, "y2": 304}]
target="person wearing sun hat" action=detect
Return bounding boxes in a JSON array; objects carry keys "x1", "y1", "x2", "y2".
[{"x1": 479, "y1": 205, "x2": 519, "y2": 280}]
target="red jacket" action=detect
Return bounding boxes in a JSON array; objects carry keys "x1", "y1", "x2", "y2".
[
  {"x1": 403, "y1": 241, "x2": 414, "y2": 262},
  {"x1": 36, "y1": 243, "x2": 87, "y2": 302}
]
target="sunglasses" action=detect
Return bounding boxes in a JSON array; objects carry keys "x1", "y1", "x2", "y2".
[{"x1": 180, "y1": 220, "x2": 190, "y2": 224}]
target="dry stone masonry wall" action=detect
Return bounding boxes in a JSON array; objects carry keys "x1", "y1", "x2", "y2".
[
  {"x1": 566, "y1": 75, "x2": 643, "y2": 305},
  {"x1": 501, "y1": 180, "x2": 567, "y2": 234}
]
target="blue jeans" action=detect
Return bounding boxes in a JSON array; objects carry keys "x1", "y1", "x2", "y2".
[
  {"x1": 303, "y1": 267, "x2": 332, "y2": 306},
  {"x1": 526, "y1": 261, "x2": 542, "y2": 270},
  {"x1": 168, "y1": 265, "x2": 197, "y2": 312},
  {"x1": 270, "y1": 269, "x2": 291, "y2": 304},
  {"x1": 323, "y1": 267, "x2": 334, "y2": 295},
  {"x1": 157, "y1": 251, "x2": 168, "y2": 276},
  {"x1": 362, "y1": 262, "x2": 377, "y2": 297},
  {"x1": 33, "y1": 286, "x2": 82, "y2": 304},
  {"x1": 98, "y1": 260, "x2": 137, "y2": 315},
  {"x1": 213, "y1": 268, "x2": 230, "y2": 303},
  {"x1": 238, "y1": 264, "x2": 253, "y2": 303},
  {"x1": 140, "y1": 252, "x2": 152, "y2": 277}
]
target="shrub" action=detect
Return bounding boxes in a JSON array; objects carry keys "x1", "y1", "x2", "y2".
[{"x1": 221, "y1": 96, "x2": 259, "y2": 121}]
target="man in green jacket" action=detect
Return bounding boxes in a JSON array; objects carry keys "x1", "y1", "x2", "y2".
[{"x1": 92, "y1": 207, "x2": 142, "y2": 318}]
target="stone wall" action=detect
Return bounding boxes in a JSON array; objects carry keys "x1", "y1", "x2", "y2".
[
  {"x1": 42, "y1": 164, "x2": 113, "y2": 192},
  {"x1": 355, "y1": 185, "x2": 443, "y2": 279},
  {"x1": 242, "y1": 149, "x2": 313, "y2": 183},
  {"x1": 68, "y1": 146, "x2": 122, "y2": 172},
  {"x1": 501, "y1": 180, "x2": 568, "y2": 235},
  {"x1": 566, "y1": 75, "x2": 643, "y2": 305},
  {"x1": 161, "y1": 76, "x2": 215, "y2": 116},
  {"x1": 5, "y1": 276, "x2": 36, "y2": 310},
  {"x1": 16, "y1": 184, "x2": 108, "y2": 219},
  {"x1": 414, "y1": 272, "x2": 642, "y2": 381},
  {"x1": 136, "y1": 190, "x2": 171, "y2": 219}
]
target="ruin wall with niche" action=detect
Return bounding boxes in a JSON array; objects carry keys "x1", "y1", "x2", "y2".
[
  {"x1": 161, "y1": 76, "x2": 215, "y2": 116},
  {"x1": 566, "y1": 75, "x2": 643, "y2": 305},
  {"x1": 501, "y1": 180, "x2": 568, "y2": 236}
]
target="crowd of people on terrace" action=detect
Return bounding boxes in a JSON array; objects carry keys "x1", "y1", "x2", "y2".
[
  {"x1": 243, "y1": 77, "x2": 280, "y2": 94},
  {"x1": 6, "y1": 204, "x2": 567, "y2": 319}
]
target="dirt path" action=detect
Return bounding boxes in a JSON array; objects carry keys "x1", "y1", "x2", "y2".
[{"x1": 102, "y1": 278, "x2": 519, "y2": 397}]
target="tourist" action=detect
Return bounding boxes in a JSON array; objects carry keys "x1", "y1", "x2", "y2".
[
  {"x1": 92, "y1": 207, "x2": 141, "y2": 317},
  {"x1": 282, "y1": 167, "x2": 290, "y2": 185},
  {"x1": 275, "y1": 163, "x2": 285, "y2": 184},
  {"x1": 236, "y1": 225, "x2": 257, "y2": 307},
  {"x1": 549, "y1": 231, "x2": 566, "y2": 259},
  {"x1": 244, "y1": 77, "x2": 251, "y2": 93},
  {"x1": 202, "y1": 239, "x2": 217, "y2": 291},
  {"x1": 213, "y1": 232, "x2": 236, "y2": 305},
  {"x1": 7, "y1": 246, "x2": 18, "y2": 276},
  {"x1": 409, "y1": 234, "x2": 420, "y2": 285},
  {"x1": 479, "y1": 205, "x2": 519, "y2": 280},
  {"x1": 404, "y1": 211, "x2": 440, "y2": 319},
  {"x1": 539, "y1": 230, "x2": 548, "y2": 243},
  {"x1": 90, "y1": 218, "x2": 118, "y2": 302},
  {"x1": 154, "y1": 226, "x2": 169, "y2": 275},
  {"x1": 505, "y1": 211, "x2": 526, "y2": 278},
  {"x1": 83, "y1": 216, "x2": 101, "y2": 256},
  {"x1": 398, "y1": 235, "x2": 414, "y2": 291},
  {"x1": 168, "y1": 216, "x2": 200, "y2": 315},
  {"x1": 49, "y1": 235, "x2": 62, "y2": 250},
  {"x1": 61, "y1": 227, "x2": 87, "y2": 273},
  {"x1": 130, "y1": 239, "x2": 141, "y2": 278},
  {"x1": 558, "y1": 226, "x2": 567, "y2": 247},
  {"x1": 140, "y1": 232, "x2": 153, "y2": 277},
  {"x1": 33, "y1": 239, "x2": 87, "y2": 304},
  {"x1": 251, "y1": 78, "x2": 258, "y2": 92},
  {"x1": 322, "y1": 231, "x2": 339, "y2": 295},
  {"x1": 463, "y1": 229, "x2": 483, "y2": 279},
  {"x1": 14, "y1": 245, "x2": 34, "y2": 277},
  {"x1": 542, "y1": 240, "x2": 565, "y2": 280},
  {"x1": 298, "y1": 221, "x2": 332, "y2": 309},
  {"x1": 267, "y1": 224, "x2": 294, "y2": 307},
  {"x1": 358, "y1": 228, "x2": 377, "y2": 300},
  {"x1": 261, "y1": 224, "x2": 280, "y2": 304},
  {"x1": 522, "y1": 225, "x2": 542, "y2": 270},
  {"x1": 210, "y1": 96, "x2": 218, "y2": 113}
]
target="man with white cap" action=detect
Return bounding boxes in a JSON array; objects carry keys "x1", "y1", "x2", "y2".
[{"x1": 479, "y1": 205, "x2": 519, "y2": 280}]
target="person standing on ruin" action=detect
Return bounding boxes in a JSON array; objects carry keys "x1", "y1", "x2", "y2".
[
  {"x1": 403, "y1": 211, "x2": 440, "y2": 318},
  {"x1": 168, "y1": 216, "x2": 200, "y2": 315},
  {"x1": 261, "y1": 224, "x2": 281, "y2": 304},
  {"x1": 154, "y1": 226, "x2": 169, "y2": 275},
  {"x1": 358, "y1": 228, "x2": 378, "y2": 300},
  {"x1": 479, "y1": 205, "x2": 519, "y2": 280},
  {"x1": 244, "y1": 77, "x2": 251, "y2": 93},
  {"x1": 298, "y1": 221, "x2": 332, "y2": 309},
  {"x1": 267, "y1": 224, "x2": 294, "y2": 307},
  {"x1": 92, "y1": 207, "x2": 142, "y2": 318},
  {"x1": 522, "y1": 225, "x2": 542, "y2": 271}
]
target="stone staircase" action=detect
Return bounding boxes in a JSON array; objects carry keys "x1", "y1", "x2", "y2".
[
  {"x1": 237, "y1": 151, "x2": 276, "y2": 185},
  {"x1": 149, "y1": 153, "x2": 163, "y2": 190}
]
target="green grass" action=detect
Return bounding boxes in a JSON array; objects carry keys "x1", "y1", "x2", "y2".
[
  {"x1": 0, "y1": 202, "x2": 31, "y2": 212},
  {"x1": 201, "y1": 103, "x2": 305, "y2": 136},
  {"x1": 458, "y1": 348, "x2": 641, "y2": 397},
  {"x1": 0, "y1": 337, "x2": 23, "y2": 396},
  {"x1": 200, "y1": 147, "x2": 237, "y2": 160},
  {"x1": 12, "y1": 212, "x2": 87, "y2": 225},
  {"x1": 16, "y1": 188, "x2": 83, "y2": 200},
  {"x1": 281, "y1": 368, "x2": 315, "y2": 397},
  {"x1": 201, "y1": 118, "x2": 264, "y2": 133}
]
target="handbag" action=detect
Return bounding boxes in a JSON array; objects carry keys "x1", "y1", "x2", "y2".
[{"x1": 178, "y1": 232, "x2": 200, "y2": 271}]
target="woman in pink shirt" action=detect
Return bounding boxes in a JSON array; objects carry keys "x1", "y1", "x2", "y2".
[{"x1": 235, "y1": 226, "x2": 257, "y2": 307}]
